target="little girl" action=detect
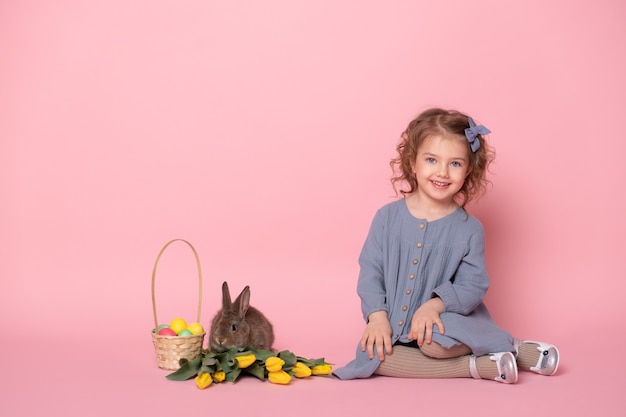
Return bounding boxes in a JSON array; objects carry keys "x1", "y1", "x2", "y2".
[{"x1": 333, "y1": 108, "x2": 559, "y2": 383}]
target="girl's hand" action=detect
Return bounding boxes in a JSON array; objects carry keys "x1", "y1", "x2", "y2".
[
  {"x1": 360, "y1": 311, "x2": 393, "y2": 361},
  {"x1": 408, "y1": 297, "x2": 445, "y2": 346}
]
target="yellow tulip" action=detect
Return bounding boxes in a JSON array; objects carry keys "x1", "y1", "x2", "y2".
[
  {"x1": 292, "y1": 362, "x2": 312, "y2": 378},
  {"x1": 311, "y1": 364, "x2": 332, "y2": 375},
  {"x1": 195, "y1": 372, "x2": 213, "y2": 389},
  {"x1": 235, "y1": 353, "x2": 256, "y2": 369},
  {"x1": 265, "y1": 356, "x2": 285, "y2": 373},
  {"x1": 268, "y1": 370, "x2": 292, "y2": 385},
  {"x1": 213, "y1": 371, "x2": 226, "y2": 383}
]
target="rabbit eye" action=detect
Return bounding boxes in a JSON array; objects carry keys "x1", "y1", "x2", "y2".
[{"x1": 231, "y1": 324, "x2": 238, "y2": 332}]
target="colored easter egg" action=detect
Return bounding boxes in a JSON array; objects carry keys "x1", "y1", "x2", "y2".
[
  {"x1": 177, "y1": 329, "x2": 193, "y2": 336},
  {"x1": 169, "y1": 318, "x2": 187, "y2": 334},
  {"x1": 187, "y1": 322, "x2": 205, "y2": 335},
  {"x1": 153, "y1": 324, "x2": 170, "y2": 333},
  {"x1": 158, "y1": 327, "x2": 177, "y2": 336}
]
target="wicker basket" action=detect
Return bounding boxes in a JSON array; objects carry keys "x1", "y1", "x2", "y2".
[{"x1": 151, "y1": 239, "x2": 205, "y2": 370}]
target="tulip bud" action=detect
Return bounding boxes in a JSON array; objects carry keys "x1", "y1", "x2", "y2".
[
  {"x1": 265, "y1": 356, "x2": 285, "y2": 373},
  {"x1": 235, "y1": 353, "x2": 256, "y2": 369},
  {"x1": 311, "y1": 364, "x2": 332, "y2": 375},
  {"x1": 195, "y1": 372, "x2": 213, "y2": 389},
  {"x1": 212, "y1": 371, "x2": 226, "y2": 383},
  {"x1": 292, "y1": 362, "x2": 312, "y2": 378},
  {"x1": 268, "y1": 370, "x2": 292, "y2": 385}
]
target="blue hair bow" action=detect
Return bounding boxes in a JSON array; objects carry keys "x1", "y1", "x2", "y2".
[{"x1": 464, "y1": 117, "x2": 491, "y2": 153}]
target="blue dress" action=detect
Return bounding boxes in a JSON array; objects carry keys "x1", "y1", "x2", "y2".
[{"x1": 333, "y1": 199, "x2": 514, "y2": 380}]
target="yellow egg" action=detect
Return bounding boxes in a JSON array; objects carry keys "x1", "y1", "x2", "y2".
[
  {"x1": 169, "y1": 318, "x2": 188, "y2": 335},
  {"x1": 187, "y1": 322, "x2": 205, "y2": 335}
]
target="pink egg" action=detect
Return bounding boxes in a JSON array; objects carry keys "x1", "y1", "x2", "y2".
[{"x1": 158, "y1": 327, "x2": 177, "y2": 336}]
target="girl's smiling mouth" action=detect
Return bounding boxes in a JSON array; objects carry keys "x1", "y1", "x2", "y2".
[{"x1": 431, "y1": 180, "x2": 450, "y2": 188}]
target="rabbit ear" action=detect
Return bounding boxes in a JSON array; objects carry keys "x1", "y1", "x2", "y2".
[
  {"x1": 221, "y1": 281, "x2": 232, "y2": 309},
  {"x1": 233, "y1": 286, "x2": 251, "y2": 319}
]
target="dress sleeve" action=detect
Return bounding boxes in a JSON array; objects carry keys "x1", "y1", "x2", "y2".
[
  {"x1": 356, "y1": 210, "x2": 388, "y2": 322},
  {"x1": 432, "y1": 226, "x2": 489, "y2": 315}
]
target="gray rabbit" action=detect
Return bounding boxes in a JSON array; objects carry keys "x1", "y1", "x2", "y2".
[{"x1": 209, "y1": 281, "x2": 275, "y2": 352}]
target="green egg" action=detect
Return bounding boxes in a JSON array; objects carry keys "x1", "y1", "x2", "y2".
[
  {"x1": 178, "y1": 329, "x2": 193, "y2": 336},
  {"x1": 153, "y1": 323, "x2": 169, "y2": 333}
]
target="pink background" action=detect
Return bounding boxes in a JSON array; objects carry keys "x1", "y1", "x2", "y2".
[{"x1": 2, "y1": 1, "x2": 624, "y2": 415}]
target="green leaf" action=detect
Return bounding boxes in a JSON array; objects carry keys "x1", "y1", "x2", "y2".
[
  {"x1": 252, "y1": 349, "x2": 275, "y2": 362},
  {"x1": 165, "y1": 356, "x2": 202, "y2": 381},
  {"x1": 296, "y1": 356, "x2": 330, "y2": 367},
  {"x1": 225, "y1": 348, "x2": 249, "y2": 363},
  {"x1": 216, "y1": 355, "x2": 239, "y2": 373},
  {"x1": 229, "y1": 347, "x2": 249, "y2": 357},
  {"x1": 201, "y1": 364, "x2": 217, "y2": 374},
  {"x1": 244, "y1": 363, "x2": 266, "y2": 381},
  {"x1": 218, "y1": 353, "x2": 240, "y2": 371},
  {"x1": 295, "y1": 357, "x2": 314, "y2": 367},
  {"x1": 202, "y1": 356, "x2": 217, "y2": 366},
  {"x1": 277, "y1": 350, "x2": 297, "y2": 368},
  {"x1": 224, "y1": 368, "x2": 242, "y2": 382}
]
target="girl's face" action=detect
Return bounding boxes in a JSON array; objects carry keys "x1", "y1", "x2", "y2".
[{"x1": 412, "y1": 134, "x2": 470, "y2": 207}]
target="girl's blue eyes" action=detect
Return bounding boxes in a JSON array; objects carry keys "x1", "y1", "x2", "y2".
[{"x1": 425, "y1": 158, "x2": 462, "y2": 167}]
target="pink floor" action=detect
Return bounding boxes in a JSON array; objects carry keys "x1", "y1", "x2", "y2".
[{"x1": 2, "y1": 328, "x2": 621, "y2": 417}]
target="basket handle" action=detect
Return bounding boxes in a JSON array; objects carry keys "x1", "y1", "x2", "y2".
[{"x1": 151, "y1": 239, "x2": 203, "y2": 333}]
